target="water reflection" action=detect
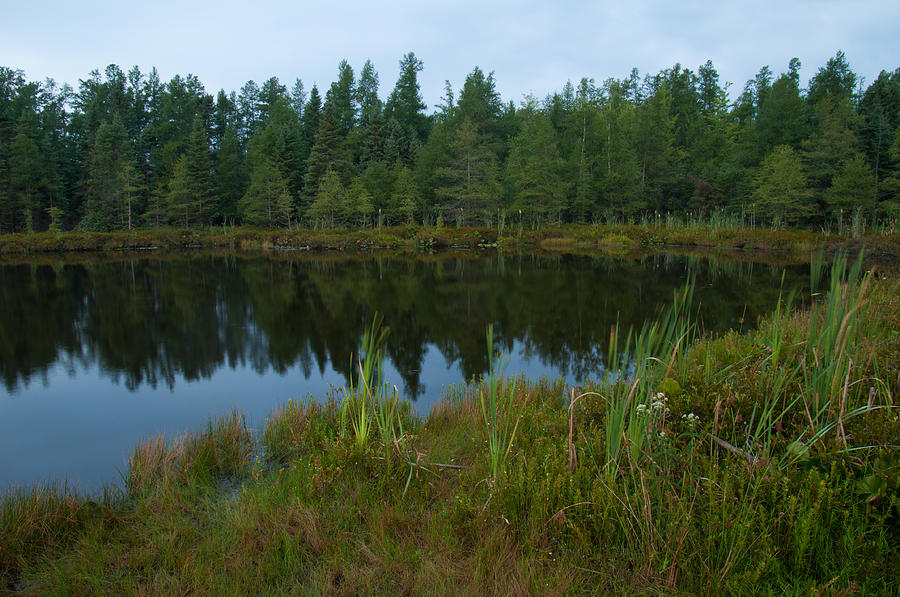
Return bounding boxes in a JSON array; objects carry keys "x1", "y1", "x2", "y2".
[
  {"x1": 1, "y1": 252, "x2": 804, "y2": 399},
  {"x1": 1, "y1": 252, "x2": 806, "y2": 398}
]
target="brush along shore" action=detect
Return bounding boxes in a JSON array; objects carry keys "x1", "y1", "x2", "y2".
[
  {"x1": 1, "y1": 255, "x2": 898, "y2": 595},
  {"x1": 0, "y1": 223, "x2": 898, "y2": 259}
]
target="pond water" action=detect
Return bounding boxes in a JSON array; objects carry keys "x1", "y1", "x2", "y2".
[{"x1": 0, "y1": 250, "x2": 808, "y2": 492}]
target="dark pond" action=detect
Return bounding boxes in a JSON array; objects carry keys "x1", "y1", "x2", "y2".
[{"x1": 1, "y1": 250, "x2": 808, "y2": 492}]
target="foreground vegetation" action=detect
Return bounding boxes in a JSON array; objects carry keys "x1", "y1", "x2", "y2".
[{"x1": 2, "y1": 255, "x2": 898, "y2": 594}]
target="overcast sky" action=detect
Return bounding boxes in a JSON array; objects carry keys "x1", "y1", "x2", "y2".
[{"x1": 2, "y1": 0, "x2": 897, "y2": 110}]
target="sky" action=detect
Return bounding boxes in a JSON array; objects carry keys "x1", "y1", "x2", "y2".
[{"x1": 2, "y1": 0, "x2": 897, "y2": 110}]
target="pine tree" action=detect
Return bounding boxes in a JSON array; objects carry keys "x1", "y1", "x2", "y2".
[
  {"x1": 186, "y1": 114, "x2": 212, "y2": 225},
  {"x1": 309, "y1": 169, "x2": 347, "y2": 228},
  {"x1": 385, "y1": 52, "x2": 428, "y2": 153},
  {"x1": 303, "y1": 101, "x2": 343, "y2": 205},
  {"x1": 329, "y1": 60, "x2": 356, "y2": 136},
  {"x1": 119, "y1": 160, "x2": 143, "y2": 230},
  {"x1": 435, "y1": 117, "x2": 501, "y2": 222},
  {"x1": 826, "y1": 155, "x2": 875, "y2": 220},
  {"x1": 214, "y1": 123, "x2": 245, "y2": 224},
  {"x1": 597, "y1": 78, "x2": 641, "y2": 217},
  {"x1": 504, "y1": 112, "x2": 567, "y2": 223},
  {"x1": 345, "y1": 177, "x2": 374, "y2": 227},
  {"x1": 290, "y1": 78, "x2": 306, "y2": 117},
  {"x1": 752, "y1": 145, "x2": 813, "y2": 225},
  {"x1": 389, "y1": 164, "x2": 420, "y2": 224},
  {"x1": 9, "y1": 119, "x2": 44, "y2": 232},
  {"x1": 238, "y1": 157, "x2": 293, "y2": 228},
  {"x1": 859, "y1": 69, "x2": 900, "y2": 214},
  {"x1": 802, "y1": 97, "x2": 860, "y2": 209},
  {"x1": 82, "y1": 116, "x2": 129, "y2": 231},
  {"x1": 166, "y1": 155, "x2": 192, "y2": 227}
]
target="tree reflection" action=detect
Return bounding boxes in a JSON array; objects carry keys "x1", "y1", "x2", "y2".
[{"x1": 0, "y1": 252, "x2": 806, "y2": 398}]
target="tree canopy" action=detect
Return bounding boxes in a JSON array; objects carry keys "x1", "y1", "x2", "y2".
[{"x1": 1, "y1": 51, "x2": 898, "y2": 234}]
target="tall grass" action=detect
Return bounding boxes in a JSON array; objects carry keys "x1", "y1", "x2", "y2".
[
  {"x1": 0, "y1": 483, "x2": 116, "y2": 588},
  {"x1": 479, "y1": 325, "x2": 525, "y2": 482},
  {"x1": 127, "y1": 410, "x2": 252, "y2": 496},
  {"x1": 783, "y1": 252, "x2": 886, "y2": 465},
  {"x1": 599, "y1": 280, "x2": 696, "y2": 476},
  {"x1": 341, "y1": 313, "x2": 405, "y2": 463}
]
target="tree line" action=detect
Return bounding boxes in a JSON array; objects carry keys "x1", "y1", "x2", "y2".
[{"x1": 0, "y1": 50, "x2": 898, "y2": 234}]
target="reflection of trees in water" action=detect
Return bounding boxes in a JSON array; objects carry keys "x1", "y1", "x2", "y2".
[{"x1": 0, "y1": 253, "x2": 808, "y2": 397}]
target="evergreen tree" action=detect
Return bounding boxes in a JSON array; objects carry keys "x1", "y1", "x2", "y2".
[
  {"x1": 596, "y1": 78, "x2": 641, "y2": 216},
  {"x1": 185, "y1": 114, "x2": 213, "y2": 225},
  {"x1": 119, "y1": 159, "x2": 143, "y2": 230},
  {"x1": 359, "y1": 160, "x2": 395, "y2": 215},
  {"x1": 752, "y1": 145, "x2": 813, "y2": 225},
  {"x1": 237, "y1": 80, "x2": 261, "y2": 142},
  {"x1": 214, "y1": 123, "x2": 245, "y2": 223},
  {"x1": 756, "y1": 62, "x2": 809, "y2": 154},
  {"x1": 356, "y1": 60, "x2": 380, "y2": 129},
  {"x1": 859, "y1": 69, "x2": 900, "y2": 213},
  {"x1": 807, "y1": 50, "x2": 857, "y2": 107},
  {"x1": 309, "y1": 169, "x2": 346, "y2": 228},
  {"x1": 802, "y1": 97, "x2": 860, "y2": 209},
  {"x1": 303, "y1": 101, "x2": 343, "y2": 207},
  {"x1": 435, "y1": 116, "x2": 501, "y2": 222},
  {"x1": 166, "y1": 155, "x2": 194, "y2": 227},
  {"x1": 504, "y1": 110, "x2": 567, "y2": 222},
  {"x1": 82, "y1": 116, "x2": 129, "y2": 231},
  {"x1": 238, "y1": 157, "x2": 293, "y2": 228},
  {"x1": 345, "y1": 177, "x2": 375, "y2": 227},
  {"x1": 259, "y1": 76, "x2": 287, "y2": 125},
  {"x1": 8, "y1": 118, "x2": 43, "y2": 231},
  {"x1": 826, "y1": 155, "x2": 875, "y2": 221},
  {"x1": 633, "y1": 81, "x2": 677, "y2": 212},
  {"x1": 389, "y1": 164, "x2": 421, "y2": 224},
  {"x1": 385, "y1": 52, "x2": 428, "y2": 153},
  {"x1": 356, "y1": 60, "x2": 384, "y2": 170},
  {"x1": 329, "y1": 60, "x2": 356, "y2": 136},
  {"x1": 299, "y1": 85, "x2": 322, "y2": 191}
]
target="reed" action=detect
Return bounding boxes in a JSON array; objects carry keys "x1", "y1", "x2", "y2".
[
  {"x1": 479, "y1": 324, "x2": 525, "y2": 482},
  {"x1": 599, "y1": 280, "x2": 695, "y2": 476},
  {"x1": 342, "y1": 313, "x2": 405, "y2": 463}
]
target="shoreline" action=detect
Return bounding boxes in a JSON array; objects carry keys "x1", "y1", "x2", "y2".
[{"x1": 1, "y1": 223, "x2": 898, "y2": 260}]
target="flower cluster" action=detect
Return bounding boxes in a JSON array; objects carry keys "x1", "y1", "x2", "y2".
[
  {"x1": 636, "y1": 392, "x2": 670, "y2": 417},
  {"x1": 681, "y1": 412, "x2": 700, "y2": 429}
]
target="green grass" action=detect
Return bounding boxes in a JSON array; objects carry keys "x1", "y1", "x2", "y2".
[{"x1": 1, "y1": 258, "x2": 898, "y2": 595}]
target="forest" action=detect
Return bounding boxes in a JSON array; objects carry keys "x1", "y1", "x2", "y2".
[{"x1": 0, "y1": 50, "x2": 898, "y2": 234}]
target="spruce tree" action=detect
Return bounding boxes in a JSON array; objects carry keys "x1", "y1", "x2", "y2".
[
  {"x1": 309, "y1": 169, "x2": 347, "y2": 229},
  {"x1": 186, "y1": 114, "x2": 212, "y2": 225},
  {"x1": 752, "y1": 145, "x2": 813, "y2": 225},
  {"x1": 303, "y1": 102, "x2": 343, "y2": 205},
  {"x1": 385, "y1": 52, "x2": 428, "y2": 151}
]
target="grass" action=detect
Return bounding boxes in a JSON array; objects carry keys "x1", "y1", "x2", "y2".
[{"x1": 1, "y1": 254, "x2": 898, "y2": 594}]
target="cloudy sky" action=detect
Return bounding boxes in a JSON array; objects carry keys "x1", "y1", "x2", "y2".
[{"x1": 2, "y1": 0, "x2": 897, "y2": 108}]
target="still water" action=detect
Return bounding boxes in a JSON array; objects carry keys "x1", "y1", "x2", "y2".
[{"x1": 1, "y1": 251, "x2": 806, "y2": 492}]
